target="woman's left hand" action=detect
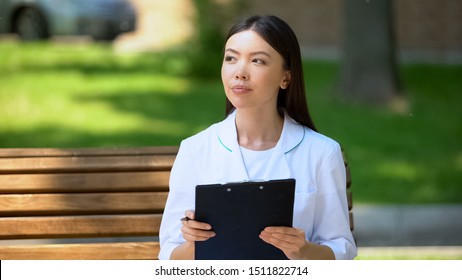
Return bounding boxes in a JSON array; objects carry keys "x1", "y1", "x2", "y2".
[{"x1": 259, "y1": 226, "x2": 308, "y2": 260}]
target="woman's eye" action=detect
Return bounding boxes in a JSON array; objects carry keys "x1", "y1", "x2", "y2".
[
  {"x1": 224, "y1": 56, "x2": 236, "y2": 62},
  {"x1": 253, "y1": 58, "x2": 265, "y2": 65}
]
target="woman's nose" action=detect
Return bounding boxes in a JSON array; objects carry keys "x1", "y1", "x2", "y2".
[{"x1": 235, "y1": 68, "x2": 248, "y2": 80}]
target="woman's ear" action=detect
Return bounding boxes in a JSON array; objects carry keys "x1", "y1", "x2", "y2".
[{"x1": 280, "y1": 71, "x2": 291, "y2": 89}]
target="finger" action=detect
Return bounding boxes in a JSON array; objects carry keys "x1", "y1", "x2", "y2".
[
  {"x1": 260, "y1": 231, "x2": 299, "y2": 246},
  {"x1": 182, "y1": 218, "x2": 212, "y2": 231},
  {"x1": 263, "y1": 232, "x2": 302, "y2": 245},
  {"x1": 260, "y1": 230, "x2": 306, "y2": 250},
  {"x1": 182, "y1": 231, "x2": 213, "y2": 242},
  {"x1": 184, "y1": 210, "x2": 195, "y2": 220},
  {"x1": 260, "y1": 233, "x2": 294, "y2": 251},
  {"x1": 260, "y1": 233, "x2": 305, "y2": 258},
  {"x1": 182, "y1": 223, "x2": 216, "y2": 238},
  {"x1": 264, "y1": 226, "x2": 304, "y2": 236}
]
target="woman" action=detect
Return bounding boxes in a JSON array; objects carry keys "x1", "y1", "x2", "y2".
[{"x1": 159, "y1": 15, "x2": 357, "y2": 260}]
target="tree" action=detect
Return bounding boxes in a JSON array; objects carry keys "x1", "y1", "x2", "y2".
[
  {"x1": 188, "y1": 0, "x2": 225, "y2": 78},
  {"x1": 189, "y1": 0, "x2": 244, "y2": 79},
  {"x1": 339, "y1": 0, "x2": 401, "y2": 105}
]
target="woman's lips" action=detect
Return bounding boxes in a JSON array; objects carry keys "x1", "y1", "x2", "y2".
[{"x1": 231, "y1": 85, "x2": 252, "y2": 94}]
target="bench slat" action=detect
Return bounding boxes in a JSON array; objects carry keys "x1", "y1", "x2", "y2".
[
  {"x1": 0, "y1": 155, "x2": 176, "y2": 174},
  {"x1": 0, "y1": 214, "x2": 161, "y2": 239},
  {"x1": 0, "y1": 192, "x2": 168, "y2": 216},
  {"x1": 347, "y1": 191, "x2": 353, "y2": 211},
  {"x1": 0, "y1": 147, "x2": 179, "y2": 158},
  {"x1": 0, "y1": 172, "x2": 170, "y2": 194},
  {"x1": 346, "y1": 164, "x2": 352, "y2": 189},
  {"x1": 0, "y1": 242, "x2": 159, "y2": 260},
  {"x1": 349, "y1": 211, "x2": 354, "y2": 231}
]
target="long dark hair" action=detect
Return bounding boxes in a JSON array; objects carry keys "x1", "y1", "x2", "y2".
[{"x1": 224, "y1": 15, "x2": 317, "y2": 131}]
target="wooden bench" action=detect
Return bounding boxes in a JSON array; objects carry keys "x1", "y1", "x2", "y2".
[{"x1": 0, "y1": 146, "x2": 353, "y2": 260}]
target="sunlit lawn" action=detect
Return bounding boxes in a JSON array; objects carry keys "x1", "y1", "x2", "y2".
[
  {"x1": 356, "y1": 247, "x2": 462, "y2": 260},
  {"x1": 0, "y1": 41, "x2": 461, "y2": 204}
]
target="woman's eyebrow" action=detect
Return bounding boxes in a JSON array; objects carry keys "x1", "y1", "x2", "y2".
[
  {"x1": 224, "y1": 48, "x2": 239, "y2": 54},
  {"x1": 225, "y1": 48, "x2": 272, "y2": 58}
]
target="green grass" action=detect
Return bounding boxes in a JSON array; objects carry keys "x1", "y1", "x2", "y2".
[
  {"x1": 355, "y1": 247, "x2": 462, "y2": 260},
  {"x1": 303, "y1": 61, "x2": 462, "y2": 204},
  {"x1": 0, "y1": 42, "x2": 225, "y2": 147},
  {"x1": 0, "y1": 41, "x2": 461, "y2": 204}
]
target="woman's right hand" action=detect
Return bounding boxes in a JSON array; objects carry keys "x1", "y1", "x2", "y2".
[
  {"x1": 171, "y1": 210, "x2": 215, "y2": 259},
  {"x1": 181, "y1": 210, "x2": 216, "y2": 242}
]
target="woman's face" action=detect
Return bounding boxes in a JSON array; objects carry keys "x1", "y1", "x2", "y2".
[{"x1": 221, "y1": 30, "x2": 290, "y2": 112}]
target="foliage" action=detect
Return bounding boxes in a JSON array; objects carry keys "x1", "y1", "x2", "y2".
[
  {"x1": 185, "y1": 0, "x2": 246, "y2": 78},
  {"x1": 185, "y1": 0, "x2": 227, "y2": 79}
]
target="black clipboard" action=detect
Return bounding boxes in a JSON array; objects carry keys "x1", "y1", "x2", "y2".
[{"x1": 194, "y1": 178, "x2": 295, "y2": 260}]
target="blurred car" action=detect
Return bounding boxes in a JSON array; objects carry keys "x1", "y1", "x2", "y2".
[{"x1": 0, "y1": 0, "x2": 136, "y2": 41}]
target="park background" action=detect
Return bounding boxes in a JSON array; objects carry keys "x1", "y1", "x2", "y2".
[{"x1": 0, "y1": 0, "x2": 461, "y2": 259}]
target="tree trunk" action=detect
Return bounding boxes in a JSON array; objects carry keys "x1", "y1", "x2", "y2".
[{"x1": 339, "y1": 0, "x2": 401, "y2": 105}]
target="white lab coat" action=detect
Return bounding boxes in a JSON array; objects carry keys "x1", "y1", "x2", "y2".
[{"x1": 158, "y1": 110, "x2": 357, "y2": 260}]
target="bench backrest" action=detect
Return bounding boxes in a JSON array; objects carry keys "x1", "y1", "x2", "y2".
[
  {"x1": 0, "y1": 147, "x2": 177, "y2": 259},
  {"x1": 0, "y1": 146, "x2": 353, "y2": 260}
]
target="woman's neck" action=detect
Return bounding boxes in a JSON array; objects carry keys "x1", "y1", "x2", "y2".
[{"x1": 235, "y1": 108, "x2": 284, "y2": 151}]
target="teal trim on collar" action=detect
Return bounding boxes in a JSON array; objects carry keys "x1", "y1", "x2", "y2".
[
  {"x1": 284, "y1": 127, "x2": 305, "y2": 154},
  {"x1": 218, "y1": 135, "x2": 232, "y2": 152}
]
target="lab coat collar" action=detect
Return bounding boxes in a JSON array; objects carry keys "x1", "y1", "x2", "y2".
[{"x1": 216, "y1": 109, "x2": 305, "y2": 181}]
